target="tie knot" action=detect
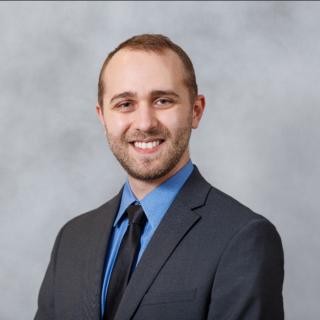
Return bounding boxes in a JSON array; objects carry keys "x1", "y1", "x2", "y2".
[{"x1": 126, "y1": 204, "x2": 147, "y2": 226}]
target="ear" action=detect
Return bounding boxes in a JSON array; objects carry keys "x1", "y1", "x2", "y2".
[
  {"x1": 192, "y1": 95, "x2": 206, "y2": 129},
  {"x1": 96, "y1": 103, "x2": 106, "y2": 126}
]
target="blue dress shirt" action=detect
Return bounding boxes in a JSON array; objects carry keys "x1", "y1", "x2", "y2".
[{"x1": 101, "y1": 160, "x2": 194, "y2": 317}]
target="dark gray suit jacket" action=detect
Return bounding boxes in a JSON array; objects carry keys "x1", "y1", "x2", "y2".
[{"x1": 35, "y1": 167, "x2": 284, "y2": 320}]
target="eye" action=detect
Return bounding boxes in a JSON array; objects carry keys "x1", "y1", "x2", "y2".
[
  {"x1": 155, "y1": 98, "x2": 174, "y2": 106},
  {"x1": 116, "y1": 101, "x2": 134, "y2": 111}
]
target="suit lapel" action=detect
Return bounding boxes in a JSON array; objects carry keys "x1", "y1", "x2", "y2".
[
  {"x1": 114, "y1": 168, "x2": 212, "y2": 320},
  {"x1": 83, "y1": 190, "x2": 122, "y2": 319}
]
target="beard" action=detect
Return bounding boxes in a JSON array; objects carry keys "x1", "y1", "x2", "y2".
[{"x1": 105, "y1": 123, "x2": 192, "y2": 181}]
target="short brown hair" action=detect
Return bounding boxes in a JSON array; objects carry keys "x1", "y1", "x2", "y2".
[{"x1": 97, "y1": 34, "x2": 198, "y2": 107}]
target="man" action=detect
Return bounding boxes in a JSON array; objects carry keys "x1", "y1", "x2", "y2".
[{"x1": 35, "y1": 34, "x2": 284, "y2": 320}]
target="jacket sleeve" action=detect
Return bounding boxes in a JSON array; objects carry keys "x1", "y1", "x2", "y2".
[
  {"x1": 207, "y1": 219, "x2": 284, "y2": 320},
  {"x1": 34, "y1": 227, "x2": 64, "y2": 320}
]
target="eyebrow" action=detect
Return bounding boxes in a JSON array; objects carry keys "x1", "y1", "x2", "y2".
[
  {"x1": 110, "y1": 90, "x2": 180, "y2": 104},
  {"x1": 150, "y1": 90, "x2": 180, "y2": 99},
  {"x1": 110, "y1": 91, "x2": 137, "y2": 104}
]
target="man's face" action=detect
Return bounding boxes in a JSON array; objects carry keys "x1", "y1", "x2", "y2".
[{"x1": 97, "y1": 49, "x2": 204, "y2": 181}]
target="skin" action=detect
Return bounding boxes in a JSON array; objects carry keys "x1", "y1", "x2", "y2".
[{"x1": 96, "y1": 48, "x2": 205, "y2": 199}]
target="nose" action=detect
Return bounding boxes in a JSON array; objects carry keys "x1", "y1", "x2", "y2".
[{"x1": 132, "y1": 104, "x2": 158, "y2": 132}]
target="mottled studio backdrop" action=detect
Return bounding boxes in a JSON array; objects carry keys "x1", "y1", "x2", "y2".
[{"x1": 0, "y1": 2, "x2": 319, "y2": 319}]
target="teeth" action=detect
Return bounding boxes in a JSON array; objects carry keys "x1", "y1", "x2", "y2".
[{"x1": 134, "y1": 140, "x2": 161, "y2": 149}]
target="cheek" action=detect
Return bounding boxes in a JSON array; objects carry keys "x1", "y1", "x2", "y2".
[
  {"x1": 104, "y1": 114, "x2": 130, "y2": 137},
  {"x1": 157, "y1": 108, "x2": 192, "y2": 130}
]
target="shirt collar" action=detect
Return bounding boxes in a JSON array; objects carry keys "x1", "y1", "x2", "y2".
[{"x1": 113, "y1": 160, "x2": 194, "y2": 230}]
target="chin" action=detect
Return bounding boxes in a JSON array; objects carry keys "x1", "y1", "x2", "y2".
[{"x1": 127, "y1": 164, "x2": 173, "y2": 181}]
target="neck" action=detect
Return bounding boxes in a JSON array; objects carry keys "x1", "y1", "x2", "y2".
[{"x1": 128, "y1": 155, "x2": 190, "y2": 200}]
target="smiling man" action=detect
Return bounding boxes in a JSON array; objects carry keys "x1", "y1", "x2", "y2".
[{"x1": 35, "y1": 34, "x2": 284, "y2": 320}]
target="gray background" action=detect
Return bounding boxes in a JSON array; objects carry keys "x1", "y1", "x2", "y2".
[{"x1": 0, "y1": 1, "x2": 319, "y2": 319}]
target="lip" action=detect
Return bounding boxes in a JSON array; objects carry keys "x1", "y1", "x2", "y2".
[
  {"x1": 129, "y1": 138, "x2": 165, "y2": 143},
  {"x1": 130, "y1": 140, "x2": 164, "y2": 154}
]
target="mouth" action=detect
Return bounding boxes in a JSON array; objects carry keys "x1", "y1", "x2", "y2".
[{"x1": 129, "y1": 139, "x2": 165, "y2": 153}]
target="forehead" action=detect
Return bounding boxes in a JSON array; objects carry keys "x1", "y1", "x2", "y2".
[{"x1": 102, "y1": 49, "x2": 187, "y2": 98}]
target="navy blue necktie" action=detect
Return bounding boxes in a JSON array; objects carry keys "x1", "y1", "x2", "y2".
[{"x1": 103, "y1": 204, "x2": 147, "y2": 320}]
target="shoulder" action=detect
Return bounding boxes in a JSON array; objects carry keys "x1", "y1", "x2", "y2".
[
  {"x1": 206, "y1": 184, "x2": 265, "y2": 222},
  {"x1": 58, "y1": 191, "x2": 121, "y2": 239},
  {"x1": 186, "y1": 166, "x2": 280, "y2": 236},
  {"x1": 199, "y1": 183, "x2": 284, "y2": 267},
  {"x1": 197, "y1": 176, "x2": 282, "y2": 247},
  {"x1": 209, "y1": 185, "x2": 282, "y2": 252}
]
